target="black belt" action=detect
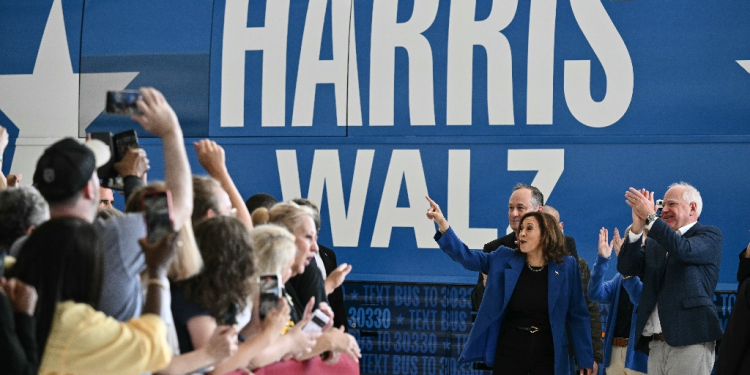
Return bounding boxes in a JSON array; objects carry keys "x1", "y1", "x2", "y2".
[{"x1": 514, "y1": 325, "x2": 549, "y2": 334}]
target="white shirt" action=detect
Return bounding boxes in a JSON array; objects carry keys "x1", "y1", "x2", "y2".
[
  {"x1": 628, "y1": 219, "x2": 697, "y2": 336},
  {"x1": 314, "y1": 251, "x2": 327, "y2": 279}
]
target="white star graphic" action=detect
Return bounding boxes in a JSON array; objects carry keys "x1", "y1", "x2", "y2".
[
  {"x1": 739, "y1": 60, "x2": 750, "y2": 74},
  {"x1": 396, "y1": 314, "x2": 405, "y2": 325},
  {"x1": 443, "y1": 340, "x2": 451, "y2": 351},
  {"x1": 350, "y1": 290, "x2": 359, "y2": 300},
  {"x1": 0, "y1": 0, "x2": 137, "y2": 183}
]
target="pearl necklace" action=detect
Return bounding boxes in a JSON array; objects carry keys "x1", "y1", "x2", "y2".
[{"x1": 526, "y1": 262, "x2": 546, "y2": 272}]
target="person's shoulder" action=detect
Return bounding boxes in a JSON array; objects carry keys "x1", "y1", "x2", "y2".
[
  {"x1": 52, "y1": 301, "x2": 112, "y2": 336},
  {"x1": 490, "y1": 246, "x2": 519, "y2": 263},
  {"x1": 95, "y1": 212, "x2": 144, "y2": 229},
  {"x1": 484, "y1": 232, "x2": 516, "y2": 252},
  {"x1": 695, "y1": 223, "x2": 721, "y2": 235},
  {"x1": 559, "y1": 255, "x2": 579, "y2": 270}
]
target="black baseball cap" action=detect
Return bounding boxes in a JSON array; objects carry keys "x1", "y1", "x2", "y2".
[{"x1": 33, "y1": 138, "x2": 110, "y2": 202}]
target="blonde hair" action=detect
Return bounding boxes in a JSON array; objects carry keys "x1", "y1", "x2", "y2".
[
  {"x1": 252, "y1": 202, "x2": 315, "y2": 234},
  {"x1": 127, "y1": 181, "x2": 203, "y2": 281},
  {"x1": 249, "y1": 225, "x2": 297, "y2": 276}
]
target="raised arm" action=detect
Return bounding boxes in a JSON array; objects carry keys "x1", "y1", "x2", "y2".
[
  {"x1": 588, "y1": 228, "x2": 618, "y2": 303},
  {"x1": 194, "y1": 139, "x2": 253, "y2": 229},
  {"x1": 426, "y1": 196, "x2": 491, "y2": 274},
  {"x1": 648, "y1": 219, "x2": 722, "y2": 265},
  {"x1": 132, "y1": 88, "x2": 192, "y2": 230}
]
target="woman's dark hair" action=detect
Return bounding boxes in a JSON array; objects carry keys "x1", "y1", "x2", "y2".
[
  {"x1": 176, "y1": 216, "x2": 256, "y2": 320},
  {"x1": 517, "y1": 211, "x2": 568, "y2": 263},
  {"x1": 12, "y1": 217, "x2": 103, "y2": 358}
]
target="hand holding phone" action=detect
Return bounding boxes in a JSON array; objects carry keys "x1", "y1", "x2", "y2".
[
  {"x1": 142, "y1": 190, "x2": 173, "y2": 243},
  {"x1": 258, "y1": 274, "x2": 282, "y2": 320},
  {"x1": 302, "y1": 309, "x2": 330, "y2": 333}
]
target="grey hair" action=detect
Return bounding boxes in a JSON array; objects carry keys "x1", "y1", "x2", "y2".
[
  {"x1": 668, "y1": 182, "x2": 703, "y2": 217},
  {"x1": 513, "y1": 183, "x2": 544, "y2": 209},
  {"x1": 0, "y1": 186, "x2": 50, "y2": 248},
  {"x1": 249, "y1": 224, "x2": 297, "y2": 276}
]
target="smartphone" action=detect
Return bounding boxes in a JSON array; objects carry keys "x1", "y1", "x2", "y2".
[
  {"x1": 258, "y1": 274, "x2": 282, "y2": 320},
  {"x1": 90, "y1": 132, "x2": 117, "y2": 184},
  {"x1": 90, "y1": 130, "x2": 140, "y2": 190},
  {"x1": 302, "y1": 309, "x2": 330, "y2": 333},
  {"x1": 106, "y1": 90, "x2": 143, "y2": 115},
  {"x1": 112, "y1": 130, "x2": 139, "y2": 161},
  {"x1": 141, "y1": 190, "x2": 173, "y2": 243}
]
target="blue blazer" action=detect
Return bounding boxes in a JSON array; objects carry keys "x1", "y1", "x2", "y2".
[
  {"x1": 617, "y1": 219, "x2": 723, "y2": 349},
  {"x1": 588, "y1": 255, "x2": 648, "y2": 373},
  {"x1": 435, "y1": 228, "x2": 593, "y2": 374}
]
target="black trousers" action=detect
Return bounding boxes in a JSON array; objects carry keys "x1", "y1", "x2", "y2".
[{"x1": 493, "y1": 325, "x2": 555, "y2": 375}]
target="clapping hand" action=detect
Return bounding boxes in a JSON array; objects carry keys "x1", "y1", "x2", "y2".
[
  {"x1": 612, "y1": 228, "x2": 623, "y2": 257},
  {"x1": 625, "y1": 188, "x2": 656, "y2": 233}
]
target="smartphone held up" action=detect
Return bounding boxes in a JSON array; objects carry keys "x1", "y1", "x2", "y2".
[
  {"x1": 106, "y1": 90, "x2": 143, "y2": 116},
  {"x1": 141, "y1": 190, "x2": 173, "y2": 244},
  {"x1": 258, "y1": 274, "x2": 282, "y2": 320}
]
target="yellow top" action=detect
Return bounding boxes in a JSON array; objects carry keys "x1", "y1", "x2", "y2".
[{"x1": 39, "y1": 301, "x2": 172, "y2": 375}]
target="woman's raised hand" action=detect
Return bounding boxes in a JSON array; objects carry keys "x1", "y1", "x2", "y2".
[
  {"x1": 612, "y1": 228, "x2": 624, "y2": 257},
  {"x1": 598, "y1": 228, "x2": 613, "y2": 258},
  {"x1": 425, "y1": 196, "x2": 450, "y2": 233}
]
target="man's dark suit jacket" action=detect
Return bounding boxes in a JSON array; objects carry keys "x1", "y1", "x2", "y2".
[
  {"x1": 617, "y1": 219, "x2": 723, "y2": 353},
  {"x1": 319, "y1": 244, "x2": 348, "y2": 331}
]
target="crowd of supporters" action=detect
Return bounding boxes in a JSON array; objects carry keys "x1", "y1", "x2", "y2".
[{"x1": 0, "y1": 88, "x2": 359, "y2": 375}]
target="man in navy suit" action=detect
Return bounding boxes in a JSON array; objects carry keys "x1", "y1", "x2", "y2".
[{"x1": 618, "y1": 182, "x2": 723, "y2": 375}]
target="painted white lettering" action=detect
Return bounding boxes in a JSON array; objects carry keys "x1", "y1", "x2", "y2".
[
  {"x1": 565, "y1": 0, "x2": 633, "y2": 128},
  {"x1": 506, "y1": 149, "x2": 564, "y2": 233},
  {"x1": 306, "y1": 150, "x2": 374, "y2": 247},
  {"x1": 371, "y1": 150, "x2": 438, "y2": 248},
  {"x1": 447, "y1": 150, "x2": 497, "y2": 248},
  {"x1": 276, "y1": 150, "x2": 303, "y2": 199},
  {"x1": 526, "y1": 0, "x2": 557, "y2": 125},
  {"x1": 370, "y1": 0, "x2": 438, "y2": 126},
  {"x1": 222, "y1": 0, "x2": 289, "y2": 127},
  {"x1": 446, "y1": 0, "x2": 518, "y2": 126},
  {"x1": 293, "y1": 0, "x2": 362, "y2": 126}
]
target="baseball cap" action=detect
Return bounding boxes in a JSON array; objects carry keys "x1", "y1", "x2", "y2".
[{"x1": 33, "y1": 138, "x2": 111, "y2": 202}]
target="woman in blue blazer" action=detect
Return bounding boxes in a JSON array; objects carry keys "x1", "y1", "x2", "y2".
[
  {"x1": 588, "y1": 228, "x2": 647, "y2": 374},
  {"x1": 426, "y1": 197, "x2": 594, "y2": 375}
]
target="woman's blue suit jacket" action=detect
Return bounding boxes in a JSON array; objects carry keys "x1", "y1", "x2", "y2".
[
  {"x1": 588, "y1": 255, "x2": 648, "y2": 373},
  {"x1": 435, "y1": 228, "x2": 594, "y2": 374}
]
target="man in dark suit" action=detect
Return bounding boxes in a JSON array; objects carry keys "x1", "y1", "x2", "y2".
[{"x1": 619, "y1": 183, "x2": 722, "y2": 375}]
